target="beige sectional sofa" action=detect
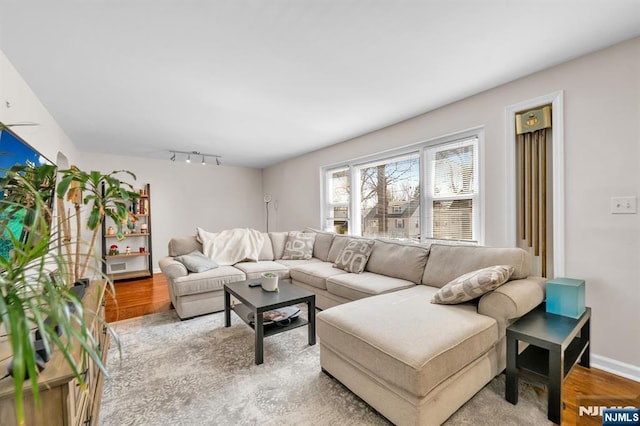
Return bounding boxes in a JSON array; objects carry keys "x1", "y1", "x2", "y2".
[{"x1": 158, "y1": 229, "x2": 545, "y2": 425}]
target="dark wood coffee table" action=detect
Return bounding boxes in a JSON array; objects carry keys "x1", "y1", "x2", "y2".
[{"x1": 224, "y1": 279, "x2": 316, "y2": 365}]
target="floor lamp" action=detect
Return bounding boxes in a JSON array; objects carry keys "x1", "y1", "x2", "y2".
[{"x1": 264, "y1": 195, "x2": 272, "y2": 232}]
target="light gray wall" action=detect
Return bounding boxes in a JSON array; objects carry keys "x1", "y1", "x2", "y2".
[
  {"x1": 78, "y1": 152, "x2": 265, "y2": 267},
  {"x1": 263, "y1": 37, "x2": 640, "y2": 375}
]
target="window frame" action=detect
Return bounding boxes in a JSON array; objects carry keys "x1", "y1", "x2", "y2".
[
  {"x1": 424, "y1": 135, "x2": 482, "y2": 243},
  {"x1": 321, "y1": 127, "x2": 484, "y2": 244}
]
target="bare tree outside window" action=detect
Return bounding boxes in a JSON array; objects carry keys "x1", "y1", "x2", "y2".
[
  {"x1": 323, "y1": 133, "x2": 480, "y2": 243},
  {"x1": 359, "y1": 154, "x2": 420, "y2": 240}
]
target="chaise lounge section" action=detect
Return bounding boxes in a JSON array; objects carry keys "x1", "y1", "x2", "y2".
[{"x1": 317, "y1": 244, "x2": 545, "y2": 425}]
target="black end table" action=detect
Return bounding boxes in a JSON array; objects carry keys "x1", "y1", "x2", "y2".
[
  {"x1": 224, "y1": 279, "x2": 316, "y2": 365},
  {"x1": 506, "y1": 302, "x2": 591, "y2": 425}
]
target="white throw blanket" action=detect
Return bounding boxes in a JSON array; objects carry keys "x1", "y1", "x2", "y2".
[{"x1": 197, "y1": 227, "x2": 264, "y2": 266}]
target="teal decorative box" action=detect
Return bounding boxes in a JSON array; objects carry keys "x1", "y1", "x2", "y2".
[{"x1": 546, "y1": 277, "x2": 585, "y2": 319}]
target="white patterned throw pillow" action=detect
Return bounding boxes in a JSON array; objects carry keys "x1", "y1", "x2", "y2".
[
  {"x1": 282, "y1": 232, "x2": 316, "y2": 260},
  {"x1": 333, "y1": 238, "x2": 375, "y2": 274},
  {"x1": 431, "y1": 265, "x2": 514, "y2": 305}
]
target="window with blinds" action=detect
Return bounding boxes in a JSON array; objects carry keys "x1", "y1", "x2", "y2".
[
  {"x1": 321, "y1": 130, "x2": 482, "y2": 243},
  {"x1": 426, "y1": 137, "x2": 479, "y2": 241}
]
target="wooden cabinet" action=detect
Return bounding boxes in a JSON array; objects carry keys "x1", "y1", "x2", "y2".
[
  {"x1": 0, "y1": 282, "x2": 109, "y2": 426},
  {"x1": 101, "y1": 183, "x2": 153, "y2": 281}
]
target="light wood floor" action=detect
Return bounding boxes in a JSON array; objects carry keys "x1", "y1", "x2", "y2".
[{"x1": 105, "y1": 274, "x2": 640, "y2": 426}]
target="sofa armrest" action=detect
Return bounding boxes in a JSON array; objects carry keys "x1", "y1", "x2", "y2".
[
  {"x1": 158, "y1": 256, "x2": 188, "y2": 280},
  {"x1": 478, "y1": 276, "x2": 546, "y2": 335}
]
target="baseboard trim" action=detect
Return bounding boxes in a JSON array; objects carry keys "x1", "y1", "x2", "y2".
[{"x1": 591, "y1": 354, "x2": 640, "y2": 382}]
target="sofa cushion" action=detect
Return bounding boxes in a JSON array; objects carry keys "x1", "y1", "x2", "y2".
[
  {"x1": 422, "y1": 244, "x2": 531, "y2": 288},
  {"x1": 333, "y1": 238, "x2": 375, "y2": 273},
  {"x1": 268, "y1": 232, "x2": 289, "y2": 260},
  {"x1": 258, "y1": 232, "x2": 275, "y2": 261},
  {"x1": 317, "y1": 286, "x2": 499, "y2": 398},
  {"x1": 282, "y1": 231, "x2": 316, "y2": 260},
  {"x1": 290, "y1": 261, "x2": 349, "y2": 290},
  {"x1": 365, "y1": 239, "x2": 430, "y2": 284},
  {"x1": 305, "y1": 227, "x2": 335, "y2": 262},
  {"x1": 326, "y1": 272, "x2": 415, "y2": 300},
  {"x1": 168, "y1": 236, "x2": 203, "y2": 257},
  {"x1": 327, "y1": 234, "x2": 348, "y2": 263},
  {"x1": 431, "y1": 265, "x2": 514, "y2": 304},
  {"x1": 233, "y1": 261, "x2": 289, "y2": 280},
  {"x1": 275, "y1": 258, "x2": 322, "y2": 268},
  {"x1": 172, "y1": 266, "x2": 245, "y2": 296},
  {"x1": 174, "y1": 250, "x2": 219, "y2": 273}
]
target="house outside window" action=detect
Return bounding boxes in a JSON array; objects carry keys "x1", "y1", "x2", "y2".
[
  {"x1": 322, "y1": 129, "x2": 482, "y2": 243},
  {"x1": 357, "y1": 153, "x2": 420, "y2": 240}
]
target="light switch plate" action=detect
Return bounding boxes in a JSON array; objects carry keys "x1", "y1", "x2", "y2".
[{"x1": 611, "y1": 196, "x2": 637, "y2": 214}]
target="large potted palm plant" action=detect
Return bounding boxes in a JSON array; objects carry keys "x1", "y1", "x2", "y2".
[
  {"x1": 55, "y1": 167, "x2": 140, "y2": 285},
  {"x1": 0, "y1": 163, "x2": 139, "y2": 424}
]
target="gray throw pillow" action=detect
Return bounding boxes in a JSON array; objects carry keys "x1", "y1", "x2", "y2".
[
  {"x1": 431, "y1": 265, "x2": 514, "y2": 304},
  {"x1": 333, "y1": 238, "x2": 375, "y2": 274},
  {"x1": 282, "y1": 232, "x2": 316, "y2": 260},
  {"x1": 175, "y1": 250, "x2": 219, "y2": 273}
]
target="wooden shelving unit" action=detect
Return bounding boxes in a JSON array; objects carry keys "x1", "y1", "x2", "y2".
[{"x1": 101, "y1": 183, "x2": 153, "y2": 282}]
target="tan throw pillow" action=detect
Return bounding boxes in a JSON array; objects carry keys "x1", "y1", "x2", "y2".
[
  {"x1": 282, "y1": 232, "x2": 316, "y2": 260},
  {"x1": 333, "y1": 238, "x2": 375, "y2": 274},
  {"x1": 431, "y1": 265, "x2": 515, "y2": 305}
]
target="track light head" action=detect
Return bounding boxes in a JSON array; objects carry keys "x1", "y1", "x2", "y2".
[
  {"x1": 216, "y1": 157, "x2": 221, "y2": 166},
  {"x1": 201, "y1": 155, "x2": 206, "y2": 165},
  {"x1": 170, "y1": 152, "x2": 176, "y2": 161},
  {"x1": 186, "y1": 154, "x2": 191, "y2": 163}
]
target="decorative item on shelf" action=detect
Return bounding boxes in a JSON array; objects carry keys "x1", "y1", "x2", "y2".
[
  {"x1": 545, "y1": 277, "x2": 585, "y2": 319},
  {"x1": 261, "y1": 272, "x2": 279, "y2": 292},
  {"x1": 107, "y1": 226, "x2": 115, "y2": 235},
  {"x1": 109, "y1": 245, "x2": 119, "y2": 256},
  {"x1": 139, "y1": 247, "x2": 145, "y2": 253},
  {"x1": 140, "y1": 223, "x2": 148, "y2": 234},
  {"x1": 127, "y1": 215, "x2": 136, "y2": 233},
  {"x1": 125, "y1": 246, "x2": 131, "y2": 255}
]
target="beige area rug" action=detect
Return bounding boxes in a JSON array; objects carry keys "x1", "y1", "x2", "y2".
[{"x1": 99, "y1": 309, "x2": 551, "y2": 425}]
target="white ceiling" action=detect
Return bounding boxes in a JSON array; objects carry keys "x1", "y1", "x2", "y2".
[{"x1": 1, "y1": 1, "x2": 640, "y2": 168}]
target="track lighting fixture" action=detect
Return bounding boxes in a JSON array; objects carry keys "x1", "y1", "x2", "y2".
[{"x1": 168, "y1": 150, "x2": 222, "y2": 166}]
